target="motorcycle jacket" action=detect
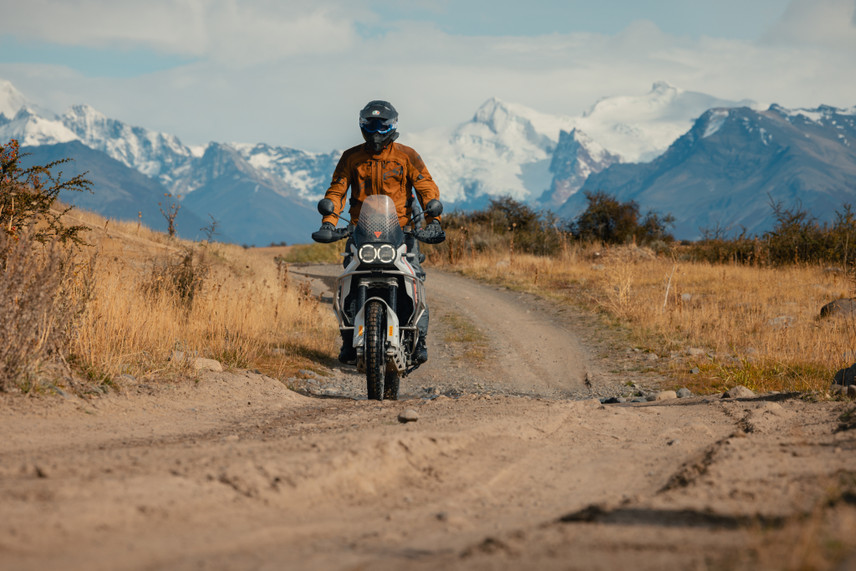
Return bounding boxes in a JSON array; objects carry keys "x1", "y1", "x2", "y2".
[{"x1": 322, "y1": 141, "x2": 441, "y2": 228}]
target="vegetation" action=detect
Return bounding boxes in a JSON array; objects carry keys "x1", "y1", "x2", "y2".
[
  {"x1": 421, "y1": 194, "x2": 856, "y2": 394},
  {"x1": 0, "y1": 139, "x2": 338, "y2": 395}
]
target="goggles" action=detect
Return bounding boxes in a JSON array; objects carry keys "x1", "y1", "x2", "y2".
[{"x1": 360, "y1": 117, "x2": 398, "y2": 134}]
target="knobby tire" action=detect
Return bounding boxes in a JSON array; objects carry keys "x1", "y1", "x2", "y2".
[{"x1": 365, "y1": 300, "x2": 385, "y2": 400}]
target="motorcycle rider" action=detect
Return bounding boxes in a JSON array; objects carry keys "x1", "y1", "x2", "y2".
[{"x1": 316, "y1": 100, "x2": 443, "y2": 365}]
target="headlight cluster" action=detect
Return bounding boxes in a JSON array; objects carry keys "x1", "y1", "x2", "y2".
[{"x1": 358, "y1": 243, "x2": 397, "y2": 264}]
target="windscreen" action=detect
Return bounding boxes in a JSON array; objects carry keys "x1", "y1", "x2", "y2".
[{"x1": 354, "y1": 194, "x2": 404, "y2": 246}]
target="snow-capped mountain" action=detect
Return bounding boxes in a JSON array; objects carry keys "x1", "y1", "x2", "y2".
[
  {"x1": 62, "y1": 104, "x2": 196, "y2": 192},
  {"x1": 0, "y1": 80, "x2": 28, "y2": 120},
  {"x1": 541, "y1": 129, "x2": 622, "y2": 209},
  {"x1": 562, "y1": 104, "x2": 856, "y2": 239},
  {"x1": 5, "y1": 76, "x2": 852, "y2": 245},
  {"x1": 408, "y1": 82, "x2": 755, "y2": 207}
]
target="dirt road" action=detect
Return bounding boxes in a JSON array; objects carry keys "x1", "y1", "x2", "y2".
[{"x1": 1, "y1": 267, "x2": 855, "y2": 570}]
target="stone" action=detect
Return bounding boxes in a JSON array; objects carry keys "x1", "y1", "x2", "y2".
[
  {"x1": 676, "y1": 388, "x2": 693, "y2": 398},
  {"x1": 193, "y1": 358, "x2": 223, "y2": 372},
  {"x1": 690, "y1": 367, "x2": 700, "y2": 375},
  {"x1": 723, "y1": 385, "x2": 755, "y2": 399},
  {"x1": 767, "y1": 315, "x2": 794, "y2": 328},
  {"x1": 398, "y1": 409, "x2": 419, "y2": 423},
  {"x1": 654, "y1": 390, "x2": 678, "y2": 401},
  {"x1": 848, "y1": 385, "x2": 856, "y2": 398},
  {"x1": 820, "y1": 298, "x2": 856, "y2": 319},
  {"x1": 687, "y1": 348, "x2": 706, "y2": 357}
]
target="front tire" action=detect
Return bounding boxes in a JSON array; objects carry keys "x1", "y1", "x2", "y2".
[
  {"x1": 365, "y1": 300, "x2": 385, "y2": 400},
  {"x1": 383, "y1": 364, "x2": 400, "y2": 401}
]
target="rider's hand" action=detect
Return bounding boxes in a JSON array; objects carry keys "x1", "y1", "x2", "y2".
[
  {"x1": 312, "y1": 221, "x2": 337, "y2": 243},
  {"x1": 416, "y1": 219, "x2": 445, "y2": 244}
]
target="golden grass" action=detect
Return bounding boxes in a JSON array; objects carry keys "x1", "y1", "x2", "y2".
[
  {"x1": 426, "y1": 242, "x2": 856, "y2": 394},
  {"x1": 54, "y1": 209, "x2": 340, "y2": 391}
]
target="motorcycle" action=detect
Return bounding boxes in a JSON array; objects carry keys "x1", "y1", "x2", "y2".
[{"x1": 311, "y1": 194, "x2": 444, "y2": 400}]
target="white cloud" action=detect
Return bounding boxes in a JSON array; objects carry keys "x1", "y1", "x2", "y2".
[
  {"x1": 0, "y1": 0, "x2": 358, "y2": 64},
  {"x1": 0, "y1": 0, "x2": 854, "y2": 153},
  {"x1": 763, "y1": 0, "x2": 856, "y2": 48}
]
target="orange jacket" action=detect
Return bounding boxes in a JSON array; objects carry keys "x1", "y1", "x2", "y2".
[{"x1": 322, "y1": 142, "x2": 440, "y2": 227}]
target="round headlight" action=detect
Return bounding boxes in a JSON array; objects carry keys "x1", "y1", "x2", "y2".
[
  {"x1": 377, "y1": 244, "x2": 396, "y2": 264},
  {"x1": 358, "y1": 244, "x2": 377, "y2": 263}
]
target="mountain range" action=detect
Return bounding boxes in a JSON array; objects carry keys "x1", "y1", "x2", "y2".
[{"x1": 1, "y1": 78, "x2": 854, "y2": 242}]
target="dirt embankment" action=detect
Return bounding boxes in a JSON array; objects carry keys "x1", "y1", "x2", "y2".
[{"x1": 1, "y1": 266, "x2": 855, "y2": 570}]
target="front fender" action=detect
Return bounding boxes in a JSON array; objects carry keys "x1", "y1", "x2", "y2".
[{"x1": 352, "y1": 297, "x2": 401, "y2": 350}]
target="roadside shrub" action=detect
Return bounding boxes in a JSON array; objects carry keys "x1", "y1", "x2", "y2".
[
  {"x1": 430, "y1": 197, "x2": 570, "y2": 262},
  {"x1": 0, "y1": 139, "x2": 93, "y2": 392},
  {"x1": 1, "y1": 139, "x2": 89, "y2": 244},
  {"x1": 570, "y1": 191, "x2": 675, "y2": 245},
  {"x1": 692, "y1": 200, "x2": 856, "y2": 267},
  {"x1": 0, "y1": 229, "x2": 89, "y2": 391}
]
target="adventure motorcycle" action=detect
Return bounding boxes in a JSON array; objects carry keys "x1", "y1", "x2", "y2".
[{"x1": 311, "y1": 194, "x2": 444, "y2": 400}]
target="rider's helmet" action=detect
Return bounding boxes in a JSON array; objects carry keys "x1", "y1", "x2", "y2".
[{"x1": 360, "y1": 100, "x2": 399, "y2": 153}]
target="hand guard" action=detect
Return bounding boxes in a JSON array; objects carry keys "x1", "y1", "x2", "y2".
[
  {"x1": 311, "y1": 222, "x2": 339, "y2": 243},
  {"x1": 414, "y1": 219, "x2": 446, "y2": 244}
]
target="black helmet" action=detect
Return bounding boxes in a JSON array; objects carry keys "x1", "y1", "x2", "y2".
[{"x1": 359, "y1": 100, "x2": 399, "y2": 153}]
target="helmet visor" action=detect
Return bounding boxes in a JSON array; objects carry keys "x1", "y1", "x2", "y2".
[{"x1": 360, "y1": 116, "x2": 397, "y2": 134}]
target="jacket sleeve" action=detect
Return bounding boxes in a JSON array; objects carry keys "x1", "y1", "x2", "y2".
[
  {"x1": 322, "y1": 153, "x2": 350, "y2": 225},
  {"x1": 408, "y1": 152, "x2": 441, "y2": 223}
]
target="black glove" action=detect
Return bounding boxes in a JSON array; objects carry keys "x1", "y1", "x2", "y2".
[
  {"x1": 311, "y1": 221, "x2": 337, "y2": 243},
  {"x1": 416, "y1": 219, "x2": 445, "y2": 244}
]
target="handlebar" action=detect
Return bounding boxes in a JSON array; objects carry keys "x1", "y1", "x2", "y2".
[{"x1": 311, "y1": 224, "x2": 445, "y2": 245}]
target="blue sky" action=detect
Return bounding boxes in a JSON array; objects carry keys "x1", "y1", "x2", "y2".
[{"x1": 0, "y1": 0, "x2": 854, "y2": 151}]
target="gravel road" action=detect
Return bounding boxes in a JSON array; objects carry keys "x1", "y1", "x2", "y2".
[{"x1": 1, "y1": 265, "x2": 855, "y2": 570}]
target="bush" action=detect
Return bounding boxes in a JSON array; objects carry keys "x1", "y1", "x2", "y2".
[
  {"x1": 0, "y1": 229, "x2": 90, "y2": 391},
  {"x1": 0, "y1": 139, "x2": 94, "y2": 392},
  {"x1": 1, "y1": 139, "x2": 89, "y2": 244},
  {"x1": 691, "y1": 199, "x2": 856, "y2": 267},
  {"x1": 570, "y1": 191, "x2": 674, "y2": 245}
]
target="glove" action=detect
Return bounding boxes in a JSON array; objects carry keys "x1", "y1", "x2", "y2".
[
  {"x1": 416, "y1": 219, "x2": 445, "y2": 244},
  {"x1": 311, "y1": 221, "x2": 337, "y2": 243}
]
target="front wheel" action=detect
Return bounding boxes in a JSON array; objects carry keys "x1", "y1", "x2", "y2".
[
  {"x1": 365, "y1": 300, "x2": 385, "y2": 400},
  {"x1": 383, "y1": 364, "x2": 400, "y2": 401}
]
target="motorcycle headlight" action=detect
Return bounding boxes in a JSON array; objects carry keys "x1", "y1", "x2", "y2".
[
  {"x1": 358, "y1": 243, "x2": 397, "y2": 264},
  {"x1": 377, "y1": 244, "x2": 396, "y2": 264},
  {"x1": 358, "y1": 244, "x2": 377, "y2": 263}
]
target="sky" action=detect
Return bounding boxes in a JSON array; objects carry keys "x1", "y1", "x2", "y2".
[{"x1": 0, "y1": 0, "x2": 854, "y2": 152}]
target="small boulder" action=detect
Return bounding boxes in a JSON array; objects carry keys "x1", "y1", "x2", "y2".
[
  {"x1": 654, "y1": 390, "x2": 678, "y2": 401},
  {"x1": 193, "y1": 358, "x2": 223, "y2": 372},
  {"x1": 676, "y1": 388, "x2": 693, "y2": 399},
  {"x1": 820, "y1": 298, "x2": 856, "y2": 319},
  {"x1": 398, "y1": 409, "x2": 419, "y2": 423},
  {"x1": 723, "y1": 385, "x2": 755, "y2": 399}
]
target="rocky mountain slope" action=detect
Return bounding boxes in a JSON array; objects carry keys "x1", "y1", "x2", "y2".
[{"x1": 561, "y1": 104, "x2": 856, "y2": 239}]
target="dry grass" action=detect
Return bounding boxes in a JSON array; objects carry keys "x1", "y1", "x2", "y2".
[
  {"x1": 1, "y1": 207, "x2": 339, "y2": 394},
  {"x1": 426, "y1": 242, "x2": 856, "y2": 394}
]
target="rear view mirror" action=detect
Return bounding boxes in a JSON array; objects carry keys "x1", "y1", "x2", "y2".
[
  {"x1": 317, "y1": 198, "x2": 335, "y2": 216},
  {"x1": 423, "y1": 199, "x2": 443, "y2": 218}
]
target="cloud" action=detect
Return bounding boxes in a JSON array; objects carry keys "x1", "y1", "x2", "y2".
[
  {"x1": 1, "y1": 1, "x2": 854, "y2": 153},
  {"x1": 0, "y1": 0, "x2": 359, "y2": 65},
  {"x1": 763, "y1": 0, "x2": 856, "y2": 48}
]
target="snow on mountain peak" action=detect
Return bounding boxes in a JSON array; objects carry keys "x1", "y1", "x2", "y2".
[
  {"x1": 0, "y1": 106, "x2": 79, "y2": 146},
  {"x1": 0, "y1": 79, "x2": 28, "y2": 120}
]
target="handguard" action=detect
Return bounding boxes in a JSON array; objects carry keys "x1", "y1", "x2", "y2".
[
  {"x1": 413, "y1": 223, "x2": 446, "y2": 244},
  {"x1": 311, "y1": 226, "x2": 350, "y2": 243}
]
